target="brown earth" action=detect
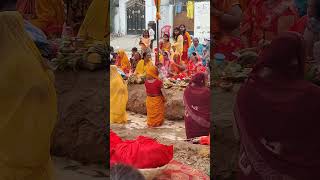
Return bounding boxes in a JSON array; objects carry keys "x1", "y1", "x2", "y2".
[
  {"x1": 212, "y1": 86, "x2": 240, "y2": 179},
  {"x1": 127, "y1": 84, "x2": 185, "y2": 120},
  {"x1": 51, "y1": 70, "x2": 108, "y2": 164}
]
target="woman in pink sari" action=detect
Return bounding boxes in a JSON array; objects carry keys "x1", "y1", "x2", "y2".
[
  {"x1": 234, "y1": 32, "x2": 320, "y2": 179},
  {"x1": 183, "y1": 73, "x2": 210, "y2": 139}
]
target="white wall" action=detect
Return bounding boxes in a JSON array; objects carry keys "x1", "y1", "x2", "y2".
[
  {"x1": 119, "y1": 0, "x2": 129, "y2": 34},
  {"x1": 113, "y1": 7, "x2": 120, "y2": 33},
  {"x1": 194, "y1": 1, "x2": 210, "y2": 44}
]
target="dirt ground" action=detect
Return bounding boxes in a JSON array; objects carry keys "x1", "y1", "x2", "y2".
[
  {"x1": 212, "y1": 85, "x2": 240, "y2": 179},
  {"x1": 111, "y1": 112, "x2": 210, "y2": 176}
]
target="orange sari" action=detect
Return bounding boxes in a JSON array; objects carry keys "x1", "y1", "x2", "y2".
[
  {"x1": 182, "y1": 32, "x2": 192, "y2": 63},
  {"x1": 240, "y1": 0, "x2": 298, "y2": 47},
  {"x1": 116, "y1": 49, "x2": 131, "y2": 74},
  {"x1": 145, "y1": 66, "x2": 165, "y2": 127}
]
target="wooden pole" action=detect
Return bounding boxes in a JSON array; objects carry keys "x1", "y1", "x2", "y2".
[{"x1": 156, "y1": 5, "x2": 160, "y2": 64}]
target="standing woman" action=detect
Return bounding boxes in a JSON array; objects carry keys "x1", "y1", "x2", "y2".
[
  {"x1": 110, "y1": 65, "x2": 128, "y2": 124},
  {"x1": 180, "y1": 24, "x2": 192, "y2": 64},
  {"x1": 0, "y1": 1, "x2": 57, "y2": 179},
  {"x1": 183, "y1": 73, "x2": 210, "y2": 139},
  {"x1": 139, "y1": 30, "x2": 151, "y2": 53},
  {"x1": 234, "y1": 32, "x2": 320, "y2": 179},
  {"x1": 145, "y1": 65, "x2": 166, "y2": 127},
  {"x1": 172, "y1": 27, "x2": 184, "y2": 64},
  {"x1": 241, "y1": 0, "x2": 299, "y2": 48}
]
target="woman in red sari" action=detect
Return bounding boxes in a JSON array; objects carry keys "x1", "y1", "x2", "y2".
[
  {"x1": 234, "y1": 32, "x2": 320, "y2": 179},
  {"x1": 241, "y1": 0, "x2": 299, "y2": 48},
  {"x1": 180, "y1": 24, "x2": 192, "y2": 64},
  {"x1": 187, "y1": 53, "x2": 207, "y2": 77},
  {"x1": 183, "y1": 73, "x2": 210, "y2": 139}
]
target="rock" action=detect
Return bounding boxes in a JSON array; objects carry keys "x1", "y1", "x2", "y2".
[
  {"x1": 52, "y1": 70, "x2": 108, "y2": 165},
  {"x1": 127, "y1": 84, "x2": 185, "y2": 120}
]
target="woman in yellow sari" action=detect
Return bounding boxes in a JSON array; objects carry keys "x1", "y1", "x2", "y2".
[
  {"x1": 145, "y1": 66, "x2": 166, "y2": 127},
  {"x1": 110, "y1": 65, "x2": 128, "y2": 124},
  {"x1": 172, "y1": 27, "x2": 184, "y2": 63},
  {"x1": 77, "y1": 0, "x2": 109, "y2": 41},
  {"x1": 0, "y1": 6, "x2": 57, "y2": 180},
  {"x1": 135, "y1": 52, "x2": 153, "y2": 77},
  {"x1": 17, "y1": 0, "x2": 65, "y2": 38},
  {"x1": 116, "y1": 49, "x2": 131, "y2": 74}
]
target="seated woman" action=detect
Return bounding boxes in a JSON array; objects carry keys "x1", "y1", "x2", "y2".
[
  {"x1": 135, "y1": 52, "x2": 153, "y2": 77},
  {"x1": 241, "y1": 0, "x2": 298, "y2": 48},
  {"x1": 17, "y1": 0, "x2": 65, "y2": 38},
  {"x1": 145, "y1": 65, "x2": 166, "y2": 127},
  {"x1": 116, "y1": 49, "x2": 131, "y2": 74},
  {"x1": 168, "y1": 53, "x2": 187, "y2": 79},
  {"x1": 187, "y1": 53, "x2": 202, "y2": 77},
  {"x1": 183, "y1": 73, "x2": 210, "y2": 139},
  {"x1": 0, "y1": 2, "x2": 57, "y2": 179},
  {"x1": 139, "y1": 30, "x2": 151, "y2": 53},
  {"x1": 130, "y1": 47, "x2": 141, "y2": 73},
  {"x1": 234, "y1": 32, "x2": 320, "y2": 179},
  {"x1": 110, "y1": 65, "x2": 128, "y2": 124},
  {"x1": 77, "y1": 0, "x2": 108, "y2": 41}
]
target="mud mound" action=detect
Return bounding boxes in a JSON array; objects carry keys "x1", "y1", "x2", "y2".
[
  {"x1": 51, "y1": 70, "x2": 108, "y2": 164},
  {"x1": 127, "y1": 84, "x2": 185, "y2": 120}
]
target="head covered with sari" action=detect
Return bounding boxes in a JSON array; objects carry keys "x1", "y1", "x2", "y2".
[
  {"x1": 146, "y1": 65, "x2": 159, "y2": 79},
  {"x1": 117, "y1": 49, "x2": 130, "y2": 72},
  {"x1": 183, "y1": 72, "x2": 210, "y2": 138},
  {"x1": 235, "y1": 32, "x2": 320, "y2": 179}
]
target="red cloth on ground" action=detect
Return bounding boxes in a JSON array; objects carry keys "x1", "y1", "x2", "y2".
[
  {"x1": 235, "y1": 32, "x2": 320, "y2": 179},
  {"x1": 289, "y1": 15, "x2": 308, "y2": 34},
  {"x1": 110, "y1": 130, "x2": 123, "y2": 155},
  {"x1": 200, "y1": 134, "x2": 210, "y2": 145},
  {"x1": 156, "y1": 160, "x2": 210, "y2": 180},
  {"x1": 110, "y1": 136, "x2": 173, "y2": 169},
  {"x1": 183, "y1": 73, "x2": 211, "y2": 139},
  {"x1": 145, "y1": 79, "x2": 163, "y2": 95}
]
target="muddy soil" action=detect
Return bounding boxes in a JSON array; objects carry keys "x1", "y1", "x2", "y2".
[
  {"x1": 111, "y1": 112, "x2": 210, "y2": 175},
  {"x1": 127, "y1": 84, "x2": 185, "y2": 120},
  {"x1": 51, "y1": 70, "x2": 108, "y2": 164},
  {"x1": 212, "y1": 86, "x2": 240, "y2": 179}
]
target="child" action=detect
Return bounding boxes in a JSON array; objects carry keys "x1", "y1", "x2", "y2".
[
  {"x1": 145, "y1": 66, "x2": 165, "y2": 127},
  {"x1": 130, "y1": 47, "x2": 141, "y2": 72}
]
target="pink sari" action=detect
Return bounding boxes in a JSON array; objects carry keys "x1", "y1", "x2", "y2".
[
  {"x1": 235, "y1": 32, "x2": 320, "y2": 179},
  {"x1": 183, "y1": 73, "x2": 210, "y2": 139}
]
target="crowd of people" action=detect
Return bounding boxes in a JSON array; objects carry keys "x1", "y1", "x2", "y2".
[
  {"x1": 110, "y1": 23, "x2": 211, "y2": 141},
  {"x1": 212, "y1": 0, "x2": 320, "y2": 179}
]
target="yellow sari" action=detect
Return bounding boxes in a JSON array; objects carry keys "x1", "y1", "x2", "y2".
[
  {"x1": 0, "y1": 11, "x2": 57, "y2": 180},
  {"x1": 117, "y1": 49, "x2": 131, "y2": 73},
  {"x1": 78, "y1": 0, "x2": 109, "y2": 41},
  {"x1": 145, "y1": 66, "x2": 165, "y2": 127},
  {"x1": 135, "y1": 59, "x2": 152, "y2": 76},
  {"x1": 110, "y1": 65, "x2": 128, "y2": 124}
]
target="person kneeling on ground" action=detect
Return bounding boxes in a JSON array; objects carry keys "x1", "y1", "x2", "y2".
[
  {"x1": 145, "y1": 65, "x2": 166, "y2": 127},
  {"x1": 183, "y1": 73, "x2": 210, "y2": 139},
  {"x1": 110, "y1": 164, "x2": 145, "y2": 180}
]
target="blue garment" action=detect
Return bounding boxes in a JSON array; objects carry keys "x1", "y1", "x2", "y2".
[
  {"x1": 176, "y1": 2, "x2": 182, "y2": 13},
  {"x1": 188, "y1": 43, "x2": 204, "y2": 57},
  {"x1": 294, "y1": 0, "x2": 307, "y2": 17}
]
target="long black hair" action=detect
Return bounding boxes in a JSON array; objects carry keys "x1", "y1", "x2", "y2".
[
  {"x1": 173, "y1": 27, "x2": 181, "y2": 41},
  {"x1": 110, "y1": 164, "x2": 145, "y2": 180},
  {"x1": 179, "y1": 24, "x2": 186, "y2": 34}
]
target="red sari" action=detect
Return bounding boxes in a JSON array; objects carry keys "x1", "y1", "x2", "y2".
[
  {"x1": 289, "y1": 15, "x2": 308, "y2": 34},
  {"x1": 235, "y1": 32, "x2": 320, "y2": 179},
  {"x1": 183, "y1": 73, "x2": 210, "y2": 139},
  {"x1": 214, "y1": 36, "x2": 244, "y2": 61},
  {"x1": 241, "y1": 0, "x2": 298, "y2": 47}
]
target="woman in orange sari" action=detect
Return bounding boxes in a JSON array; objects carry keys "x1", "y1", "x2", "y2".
[
  {"x1": 145, "y1": 65, "x2": 165, "y2": 127},
  {"x1": 180, "y1": 24, "x2": 191, "y2": 64},
  {"x1": 17, "y1": 0, "x2": 65, "y2": 38},
  {"x1": 240, "y1": 0, "x2": 299, "y2": 48},
  {"x1": 116, "y1": 49, "x2": 131, "y2": 74},
  {"x1": 169, "y1": 53, "x2": 187, "y2": 79}
]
